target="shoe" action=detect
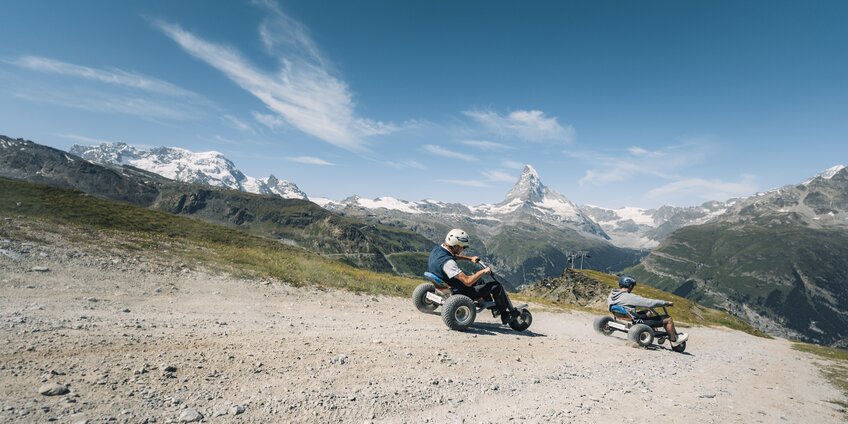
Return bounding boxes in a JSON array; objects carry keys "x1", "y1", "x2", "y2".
[
  {"x1": 671, "y1": 333, "x2": 689, "y2": 345},
  {"x1": 500, "y1": 310, "x2": 513, "y2": 324}
]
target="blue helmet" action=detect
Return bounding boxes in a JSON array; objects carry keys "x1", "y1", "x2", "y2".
[{"x1": 619, "y1": 275, "x2": 637, "y2": 288}]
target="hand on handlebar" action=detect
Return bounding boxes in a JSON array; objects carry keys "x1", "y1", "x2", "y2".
[
  {"x1": 666, "y1": 301, "x2": 674, "y2": 307},
  {"x1": 469, "y1": 256, "x2": 480, "y2": 263}
]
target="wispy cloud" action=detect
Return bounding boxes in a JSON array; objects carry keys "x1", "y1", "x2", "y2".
[
  {"x1": 435, "y1": 179, "x2": 489, "y2": 187},
  {"x1": 153, "y1": 4, "x2": 397, "y2": 152},
  {"x1": 6, "y1": 55, "x2": 209, "y2": 121},
  {"x1": 627, "y1": 146, "x2": 663, "y2": 158},
  {"x1": 286, "y1": 156, "x2": 334, "y2": 166},
  {"x1": 10, "y1": 56, "x2": 199, "y2": 98},
  {"x1": 502, "y1": 160, "x2": 525, "y2": 170},
  {"x1": 646, "y1": 175, "x2": 758, "y2": 202},
  {"x1": 222, "y1": 115, "x2": 255, "y2": 133},
  {"x1": 12, "y1": 88, "x2": 201, "y2": 121},
  {"x1": 423, "y1": 144, "x2": 476, "y2": 162},
  {"x1": 58, "y1": 133, "x2": 114, "y2": 145},
  {"x1": 386, "y1": 160, "x2": 427, "y2": 170},
  {"x1": 252, "y1": 111, "x2": 286, "y2": 129},
  {"x1": 464, "y1": 109, "x2": 574, "y2": 143},
  {"x1": 482, "y1": 170, "x2": 516, "y2": 183},
  {"x1": 460, "y1": 139, "x2": 510, "y2": 151},
  {"x1": 569, "y1": 142, "x2": 711, "y2": 186}
]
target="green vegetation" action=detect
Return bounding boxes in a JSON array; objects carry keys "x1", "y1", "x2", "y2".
[
  {"x1": 386, "y1": 252, "x2": 430, "y2": 277},
  {"x1": 793, "y1": 342, "x2": 848, "y2": 414},
  {"x1": 630, "y1": 219, "x2": 848, "y2": 346},
  {"x1": 0, "y1": 177, "x2": 421, "y2": 296}
]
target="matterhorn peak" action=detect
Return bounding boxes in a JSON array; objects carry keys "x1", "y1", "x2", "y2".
[{"x1": 504, "y1": 164, "x2": 545, "y2": 203}]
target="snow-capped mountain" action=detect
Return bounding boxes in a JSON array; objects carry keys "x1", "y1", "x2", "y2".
[
  {"x1": 69, "y1": 142, "x2": 308, "y2": 200},
  {"x1": 580, "y1": 201, "x2": 734, "y2": 249},
  {"x1": 802, "y1": 164, "x2": 846, "y2": 186},
  {"x1": 319, "y1": 165, "x2": 638, "y2": 288},
  {"x1": 721, "y1": 163, "x2": 848, "y2": 228},
  {"x1": 630, "y1": 164, "x2": 848, "y2": 346},
  {"x1": 323, "y1": 165, "x2": 608, "y2": 240},
  {"x1": 473, "y1": 165, "x2": 608, "y2": 238}
]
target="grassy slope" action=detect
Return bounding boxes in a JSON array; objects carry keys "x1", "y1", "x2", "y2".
[
  {"x1": 0, "y1": 177, "x2": 766, "y2": 338},
  {"x1": 629, "y1": 220, "x2": 848, "y2": 345},
  {"x1": 525, "y1": 269, "x2": 768, "y2": 338},
  {"x1": 0, "y1": 177, "x2": 421, "y2": 297}
]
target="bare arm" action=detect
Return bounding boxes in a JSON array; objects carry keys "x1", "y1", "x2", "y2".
[
  {"x1": 454, "y1": 254, "x2": 480, "y2": 263},
  {"x1": 454, "y1": 268, "x2": 491, "y2": 287}
]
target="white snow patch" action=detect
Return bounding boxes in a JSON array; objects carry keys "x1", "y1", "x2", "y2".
[
  {"x1": 357, "y1": 197, "x2": 422, "y2": 214},
  {"x1": 309, "y1": 197, "x2": 334, "y2": 207},
  {"x1": 613, "y1": 207, "x2": 655, "y2": 226},
  {"x1": 535, "y1": 197, "x2": 581, "y2": 220}
]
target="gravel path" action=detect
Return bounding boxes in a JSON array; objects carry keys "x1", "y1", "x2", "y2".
[{"x1": 0, "y1": 235, "x2": 845, "y2": 423}]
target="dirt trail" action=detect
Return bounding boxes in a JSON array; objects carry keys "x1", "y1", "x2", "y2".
[{"x1": 0, "y1": 241, "x2": 845, "y2": 423}]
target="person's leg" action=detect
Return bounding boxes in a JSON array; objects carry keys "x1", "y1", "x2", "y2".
[
  {"x1": 472, "y1": 281, "x2": 514, "y2": 322},
  {"x1": 663, "y1": 317, "x2": 678, "y2": 342},
  {"x1": 488, "y1": 282, "x2": 515, "y2": 322}
]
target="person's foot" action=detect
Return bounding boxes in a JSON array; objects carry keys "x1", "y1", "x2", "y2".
[
  {"x1": 671, "y1": 332, "x2": 689, "y2": 345},
  {"x1": 500, "y1": 310, "x2": 514, "y2": 324}
]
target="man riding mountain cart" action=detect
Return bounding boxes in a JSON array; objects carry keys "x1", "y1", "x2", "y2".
[
  {"x1": 411, "y1": 229, "x2": 532, "y2": 331},
  {"x1": 594, "y1": 275, "x2": 690, "y2": 352}
]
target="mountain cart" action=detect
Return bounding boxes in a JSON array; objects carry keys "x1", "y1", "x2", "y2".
[
  {"x1": 594, "y1": 305, "x2": 687, "y2": 353},
  {"x1": 412, "y1": 261, "x2": 532, "y2": 332}
]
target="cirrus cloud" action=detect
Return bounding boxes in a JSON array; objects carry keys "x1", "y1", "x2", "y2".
[
  {"x1": 464, "y1": 109, "x2": 574, "y2": 144},
  {"x1": 423, "y1": 144, "x2": 476, "y2": 162},
  {"x1": 286, "y1": 156, "x2": 334, "y2": 166},
  {"x1": 153, "y1": 5, "x2": 397, "y2": 153},
  {"x1": 646, "y1": 175, "x2": 758, "y2": 202}
]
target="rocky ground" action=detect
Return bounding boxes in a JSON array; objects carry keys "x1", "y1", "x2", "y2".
[{"x1": 1, "y1": 223, "x2": 846, "y2": 423}]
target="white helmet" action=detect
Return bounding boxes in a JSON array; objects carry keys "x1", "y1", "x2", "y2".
[{"x1": 445, "y1": 228, "x2": 470, "y2": 248}]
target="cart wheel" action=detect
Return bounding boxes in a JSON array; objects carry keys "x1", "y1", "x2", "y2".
[
  {"x1": 508, "y1": 308, "x2": 532, "y2": 332},
  {"x1": 593, "y1": 316, "x2": 615, "y2": 336},
  {"x1": 412, "y1": 283, "x2": 439, "y2": 313},
  {"x1": 442, "y1": 295, "x2": 476, "y2": 331},
  {"x1": 628, "y1": 324, "x2": 655, "y2": 348},
  {"x1": 671, "y1": 341, "x2": 687, "y2": 353}
]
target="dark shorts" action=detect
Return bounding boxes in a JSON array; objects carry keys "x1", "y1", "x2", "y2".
[{"x1": 635, "y1": 312, "x2": 668, "y2": 328}]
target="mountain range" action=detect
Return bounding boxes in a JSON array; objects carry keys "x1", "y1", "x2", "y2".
[
  {"x1": 70, "y1": 142, "x2": 308, "y2": 200},
  {"x1": 5, "y1": 135, "x2": 848, "y2": 346},
  {"x1": 68, "y1": 142, "x2": 728, "y2": 252},
  {"x1": 0, "y1": 135, "x2": 432, "y2": 274},
  {"x1": 629, "y1": 165, "x2": 848, "y2": 346},
  {"x1": 318, "y1": 165, "x2": 645, "y2": 288}
]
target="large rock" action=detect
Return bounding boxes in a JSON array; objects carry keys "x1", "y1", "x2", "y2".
[{"x1": 521, "y1": 269, "x2": 609, "y2": 307}]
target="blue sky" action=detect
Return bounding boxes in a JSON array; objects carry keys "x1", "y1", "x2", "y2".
[{"x1": 1, "y1": 0, "x2": 846, "y2": 208}]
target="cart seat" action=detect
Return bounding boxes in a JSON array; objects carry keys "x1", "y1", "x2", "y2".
[{"x1": 423, "y1": 272, "x2": 451, "y2": 289}]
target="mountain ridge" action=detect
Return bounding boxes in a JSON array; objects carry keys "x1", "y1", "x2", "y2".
[
  {"x1": 69, "y1": 142, "x2": 308, "y2": 200},
  {"x1": 627, "y1": 165, "x2": 848, "y2": 347}
]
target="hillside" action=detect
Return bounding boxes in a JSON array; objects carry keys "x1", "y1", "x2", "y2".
[
  {"x1": 1, "y1": 179, "x2": 845, "y2": 422},
  {"x1": 628, "y1": 167, "x2": 848, "y2": 347},
  {"x1": 0, "y1": 176, "x2": 427, "y2": 295},
  {"x1": 522, "y1": 269, "x2": 765, "y2": 336},
  {"x1": 0, "y1": 136, "x2": 432, "y2": 276}
]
